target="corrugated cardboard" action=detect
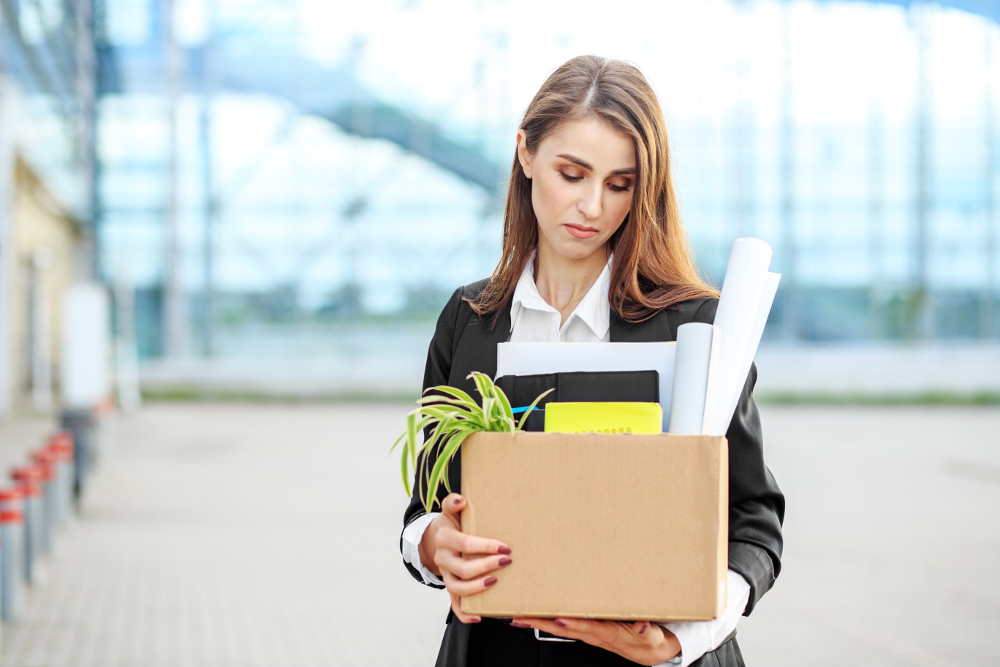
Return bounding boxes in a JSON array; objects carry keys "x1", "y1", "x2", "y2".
[{"x1": 460, "y1": 431, "x2": 728, "y2": 622}]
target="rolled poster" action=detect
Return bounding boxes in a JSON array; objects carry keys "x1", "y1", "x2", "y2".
[
  {"x1": 668, "y1": 322, "x2": 721, "y2": 435},
  {"x1": 724, "y1": 271, "x2": 781, "y2": 427},
  {"x1": 711, "y1": 238, "x2": 773, "y2": 436}
]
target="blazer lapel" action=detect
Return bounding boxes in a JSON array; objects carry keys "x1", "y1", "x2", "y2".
[
  {"x1": 609, "y1": 309, "x2": 675, "y2": 343},
  {"x1": 449, "y1": 299, "x2": 512, "y2": 396}
]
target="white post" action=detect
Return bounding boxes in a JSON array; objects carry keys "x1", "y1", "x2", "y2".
[
  {"x1": 163, "y1": 0, "x2": 188, "y2": 359},
  {"x1": 30, "y1": 249, "x2": 54, "y2": 412},
  {"x1": 115, "y1": 263, "x2": 141, "y2": 413},
  {"x1": 0, "y1": 77, "x2": 18, "y2": 419},
  {"x1": 62, "y1": 283, "x2": 112, "y2": 411}
]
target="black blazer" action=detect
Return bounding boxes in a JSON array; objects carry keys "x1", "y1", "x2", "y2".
[{"x1": 401, "y1": 279, "x2": 785, "y2": 667}]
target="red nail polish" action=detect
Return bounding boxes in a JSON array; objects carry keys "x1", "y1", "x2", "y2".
[
  {"x1": 468, "y1": 617, "x2": 481, "y2": 623},
  {"x1": 554, "y1": 619, "x2": 567, "y2": 628},
  {"x1": 498, "y1": 557, "x2": 512, "y2": 566},
  {"x1": 484, "y1": 576, "x2": 498, "y2": 587},
  {"x1": 511, "y1": 621, "x2": 530, "y2": 628},
  {"x1": 453, "y1": 497, "x2": 463, "y2": 505},
  {"x1": 497, "y1": 545, "x2": 511, "y2": 555},
  {"x1": 638, "y1": 624, "x2": 648, "y2": 635}
]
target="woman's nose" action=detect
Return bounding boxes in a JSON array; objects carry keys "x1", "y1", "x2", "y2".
[{"x1": 577, "y1": 184, "x2": 602, "y2": 220}]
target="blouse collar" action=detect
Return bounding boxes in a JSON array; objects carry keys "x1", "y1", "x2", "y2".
[{"x1": 509, "y1": 248, "x2": 612, "y2": 340}]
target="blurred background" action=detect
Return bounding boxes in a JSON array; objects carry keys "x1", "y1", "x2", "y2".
[
  {"x1": 0, "y1": 2, "x2": 997, "y2": 667},
  {"x1": 2, "y1": 0, "x2": 1000, "y2": 408}
]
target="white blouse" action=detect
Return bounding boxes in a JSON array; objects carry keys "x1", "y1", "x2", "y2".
[
  {"x1": 401, "y1": 251, "x2": 750, "y2": 667},
  {"x1": 508, "y1": 250, "x2": 612, "y2": 343}
]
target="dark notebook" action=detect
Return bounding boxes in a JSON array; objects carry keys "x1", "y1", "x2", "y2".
[{"x1": 498, "y1": 370, "x2": 659, "y2": 432}]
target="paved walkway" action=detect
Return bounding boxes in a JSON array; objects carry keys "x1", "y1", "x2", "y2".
[
  {"x1": 0, "y1": 404, "x2": 996, "y2": 666},
  {"x1": 0, "y1": 413, "x2": 53, "y2": 478}
]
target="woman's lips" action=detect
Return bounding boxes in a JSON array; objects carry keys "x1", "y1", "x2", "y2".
[{"x1": 565, "y1": 224, "x2": 598, "y2": 239}]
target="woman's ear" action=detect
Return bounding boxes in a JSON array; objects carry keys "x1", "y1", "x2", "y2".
[{"x1": 516, "y1": 129, "x2": 532, "y2": 179}]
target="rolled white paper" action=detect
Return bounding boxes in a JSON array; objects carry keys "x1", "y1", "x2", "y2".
[
  {"x1": 668, "y1": 322, "x2": 721, "y2": 435},
  {"x1": 724, "y1": 271, "x2": 781, "y2": 431},
  {"x1": 711, "y1": 238, "x2": 773, "y2": 436}
]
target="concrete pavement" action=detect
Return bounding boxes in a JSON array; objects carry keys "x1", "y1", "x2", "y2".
[{"x1": 0, "y1": 403, "x2": 996, "y2": 666}]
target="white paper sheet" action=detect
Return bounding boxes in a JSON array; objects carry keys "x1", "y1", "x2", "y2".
[
  {"x1": 496, "y1": 342, "x2": 677, "y2": 431},
  {"x1": 711, "y1": 238, "x2": 773, "y2": 436},
  {"x1": 668, "y1": 322, "x2": 721, "y2": 435},
  {"x1": 723, "y1": 272, "x2": 781, "y2": 428}
]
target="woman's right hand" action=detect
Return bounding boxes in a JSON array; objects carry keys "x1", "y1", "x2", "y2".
[{"x1": 418, "y1": 492, "x2": 513, "y2": 624}]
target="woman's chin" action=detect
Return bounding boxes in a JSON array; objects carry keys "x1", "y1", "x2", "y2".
[
  {"x1": 551, "y1": 238, "x2": 605, "y2": 261},
  {"x1": 538, "y1": 226, "x2": 607, "y2": 261}
]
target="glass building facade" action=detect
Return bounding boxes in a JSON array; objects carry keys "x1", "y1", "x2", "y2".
[
  {"x1": 83, "y1": 0, "x2": 1000, "y2": 359},
  {"x1": 0, "y1": 0, "x2": 95, "y2": 222}
]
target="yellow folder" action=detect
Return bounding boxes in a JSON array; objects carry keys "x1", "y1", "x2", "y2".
[{"x1": 543, "y1": 402, "x2": 663, "y2": 435}]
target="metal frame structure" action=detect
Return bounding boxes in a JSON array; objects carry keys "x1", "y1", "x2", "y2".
[{"x1": 4, "y1": 0, "x2": 999, "y2": 394}]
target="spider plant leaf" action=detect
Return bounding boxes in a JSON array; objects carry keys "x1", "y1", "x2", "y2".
[
  {"x1": 419, "y1": 404, "x2": 471, "y2": 420},
  {"x1": 419, "y1": 407, "x2": 475, "y2": 430},
  {"x1": 494, "y1": 385, "x2": 514, "y2": 420},
  {"x1": 400, "y1": 440, "x2": 412, "y2": 496},
  {"x1": 469, "y1": 372, "x2": 496, "y2": 403},
  {"x1": 406, "y1": 411, "x2": 419, "y2": 453},
  {"x1": 424, "y1": 426, "x2": 475, "y2": 512},
  {"x1": 395, "y1": 412, "x2": 438, "y2": 495},
  {"x1": 414, "y1": 394, "x2": 480, "y2": 411},
  {"x1": 423, "y1": 412, "x2": 457, "y2": 454},
  {"x1": 424, "y1": 437, "x2": 452, "y2": 512},
  {"x1": 395, "y1": 376, "x2": 550, "y2": 503},
  {"x1": 409, "y1": 413, "x2": 436, "y2": 437},
  {"x1": 421, "y1": 385, "x2": 479, "y2": 408},
  {"x1": 395, "y1": 414, "x2": 420, "y2": 492},
  {"x1": 390, "y1": 429, "x2": 406, "y2": 455},
  {"x1": 439, "y1": 427, "x2": 473, "y2": 464},
  {"x1": 432, "y1": 431, "x2": 457, "y2": 494},
  {"x1": 436, "y1": 429, "x2": 472, "y2": 493},
  {"x1": 424, "y1": 405, "x2": 484, "y2": 431},
  {"x1": 439, "y1": 427, "x2": 473, "y2": 495},
  {"x1": 516, "y1": 387, "x2": 555, "y2": 430},
  {"x1": 418, "y1": 432, "x2": 445, "y2": 506},
  {"x1": 393, "y1": 431, "x2": 412, "y2": 496}
]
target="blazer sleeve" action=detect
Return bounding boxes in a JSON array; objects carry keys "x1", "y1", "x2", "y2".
[
  {"x1": 399, "y1": 286, "x2": 466, "y2": 588},
  {"x1": 692, "y1": 299, "x2": 785, "y2": 616}
]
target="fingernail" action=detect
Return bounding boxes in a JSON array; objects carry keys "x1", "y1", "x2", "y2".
[
  {"x1": 638, "y1": 624, "x2": 649, "y2": 635},
  {"x1": 484, "y1": 576, "x2": 498, "y2": 587},
  {"x1": 468, "y1": 617, "x2": 481, "y2": 624},
  {"x1": 452, "y1": 496, "x2": 463, "y2": 505},
  {"x1": 497, "y1": 545, "x2": 512, "y2": 555},
  {"x1": 511, "y1": 621, "x2": 531, "y2": 628},
  {"x1": 554, "y1": 619, "x2": 567, "y2": 628},
  {"x1": 498, "y1": 557, "x2": 512, "y2": 566}
]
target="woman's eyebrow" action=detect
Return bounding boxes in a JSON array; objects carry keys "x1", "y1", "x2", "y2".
[
  {"x1": 556, "y1": 153, "x2": 635, "y2": 176},
  {"x1": 556, "y1": 153, "x2": 592, "y2": 170}
]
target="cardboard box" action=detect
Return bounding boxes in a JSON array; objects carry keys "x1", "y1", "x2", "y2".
[{"x1": 460, "y1": 431, "x2": 728, "y2": 622}]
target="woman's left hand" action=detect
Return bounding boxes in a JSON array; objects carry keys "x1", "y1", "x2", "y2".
[{"x1": 512, "y1": 617, "x2": 681, "y2": 666}]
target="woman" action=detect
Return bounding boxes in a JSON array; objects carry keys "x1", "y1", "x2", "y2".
[{"x1": 400, "y1": 55, "x2": 784, "y2": 667}]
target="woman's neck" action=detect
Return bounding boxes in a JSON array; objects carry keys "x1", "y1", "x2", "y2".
[{"x1": 534, "y1": 240, "x2": 610, "y2": 327}]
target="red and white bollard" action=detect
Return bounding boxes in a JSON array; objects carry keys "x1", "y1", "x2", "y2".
[
  {"x1": 30, "y1": 451, "x2": 56, "y2": 557},
  {"x1": 46, "y1": 432, "x2": 74, "y2": 529},
  {"x1": 0, "y1": 488, "x2": 24, "y2": 619},
  {"x1": 10, "y1": 467, "x2": 43, "y2": 584}
]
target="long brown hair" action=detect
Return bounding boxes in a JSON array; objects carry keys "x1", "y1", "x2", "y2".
[{"x1": 470, "y1": 55, "x2": 718, "y2": 327}]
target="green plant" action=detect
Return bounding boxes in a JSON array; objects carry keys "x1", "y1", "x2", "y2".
[{"x1": 392, "y1": 372, "x2": 551, "y2": 513}]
